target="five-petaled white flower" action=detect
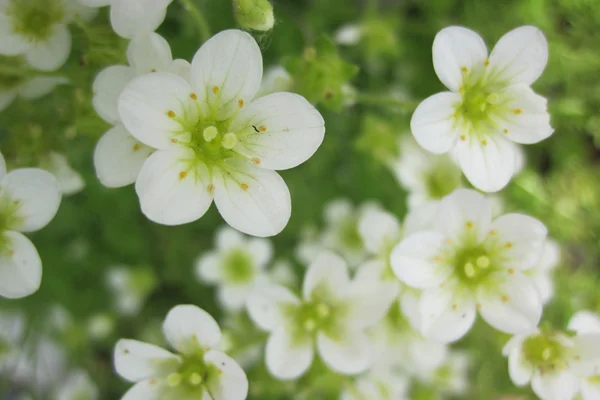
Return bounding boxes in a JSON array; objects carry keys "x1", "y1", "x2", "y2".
[
  {"x1": 93, "y1": 32, "x2": 190, "y2": 188},
  {"x1": 114, "y1": 304, "x2": 248, "y2": 400},
  {"x1": 247, "y1": 251, "x2": 393, "y2": 380},
  {"x1": 77, "y1": 0, "x2": 173, "y2": 39},
  {"x1": 195, "y1": 226, "x2": 273, "y2": 311},
  {"x1": 391, "y1": 188, "x2": 546, "y2": 342},
  {"x1": 411, "y1": 26, "x2": 553, "y2": 192},
  {"x1": 0, "y1": 152, "x2": 62, "y2": 298},
  {"x1": 117, "y1": 29, "x2": 325, "y2": 237}
]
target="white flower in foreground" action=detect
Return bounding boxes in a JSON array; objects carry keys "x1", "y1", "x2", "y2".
[
  {"x1": 247, "y1": 251, "x2": 394, "y2": 380},
  {"x1": 39, "y1": 152, "x2": 85, "y2": 196},
  {"x1": 54, "y1": 370, "x2": 98, "y2": 400},
  {"x1": 0, "y1": 0, "x2": 86, "y2": 70},
  {"x1": 411, "y1": 26, "x2": 553, "y2": 192},
  {"x1": 568, "y1": 311, "x2": 600, "y2": 400},
  {"x1": 118, "y1": 29, "x2": 325, "y2": 236},
  {"x1": 341, "y1": 369, "x2": 409, "y2": 400},
  {"x1": 77, "y1": 0, "x2": 173, "y2": 39},
  {"x1": 0, "y1": 153, "x2": 62, "y2": 298},
  {"x1": 391, "y1": 188, "x2": 546, "y2": 342},
  {"x1": 195, "y1": 226, "x2": 272, "y2": 311},
  {"x1": 503, "y1": 319, "x2": 600, "y2": 400},
  {"x1": 114, "y1": 304, "x2": 248, "y2": 400},
  {"x1": 0, "y1": 73, "x2": 68, "y2": 113},
  {"x1": 93, "y1": 32, "x2": 189, "y2": 188}
]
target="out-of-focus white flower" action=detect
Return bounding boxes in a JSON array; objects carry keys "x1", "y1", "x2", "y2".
[
  {"x1": 268, "y1": 259, "x2": 297, "y2": 288},
  {"x1": 334, "y1": 24, "x2": 363, "y2": 46},
  {"x1": 391, "y1": 188, "x2": 547, "y2": 342},
  {"x1": 8, "y1": 336, "x2": 68, "y2": 391},
  {"x1": 568, "y1": 311, "x2": 600, "y2": 400},
  {"x1": 87, "y1": 313, "x2": 115, "y2": 341},
  {"x1": 0, "y1": 152, "x2": 62, "y2": 298},
  {"x1": 105, "y1": 266, "x2": 156, "y2": 316},
  {"x1": 114, "y1": 304, "x2": 248, "y2": 400},
  {"x1": 340, "y1": 368, "x2": 409, "y2": 400},
  {"x1": 54, "y1": 370, "x2": 98, "y2": 400},
  {"x1": 411, "y1": 26, "x2": 552, "y2": 192},
  {"x1": 256, "y1": 65, "x2": 293, "y2": 98},
  {"x1": 77, "y1": 0, "x2": 173, "y2": 39},
  {"x1": 422, "y1": 351, "x2": 471, "y2": 396},
  {"x1": 39, "y1": 152, "x2": 85, "y2": 196},
  {"x1": 93, "y1": 32, "x2": 190, "y2": 188},
  {"x1": 0, "y1": 74, "x2": 68, "y2": 113},
  {"x1": 195, "y1": 226, "x2": 273, "y2": 311},
  {"x1": 247, "y1": 251, "x2": 395, "y2": 380},
  {"x1": 295, "y1": 225, "x2": 322, "y2": 266},
  {"x1": 117, "y1": 29, "x2": 325, "y2": 237}
]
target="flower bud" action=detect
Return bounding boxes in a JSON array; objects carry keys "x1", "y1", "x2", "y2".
[{"x1": 233, "y1": 0, "x2": 274, "y2": 31}]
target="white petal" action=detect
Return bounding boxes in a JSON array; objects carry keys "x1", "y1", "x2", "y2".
[
  {"x1": 1, "y1": 168, "x2": 61, "y2": 232},
  {"x1": 493, "y1": 84, "x2": 553, "y2": 144},
  {"x1": 204, "y1": 350, "x2": 249, "y2": 400},
  {"x1": 581, "y1": 380, "x2": 600, "y2": 400},
  {"x1": 212, "y1": 161, "x2": 291, "y2": 237},
  {"x1": 411, "y1": 92, "x2": 461, "y2": 154},
  {"x1": 215, "y1": 225, "x2": 245, "y2": 250},
  {"x1": 486, "y1": 213, "x2": 548, "y2": 270},
  {"x1": 537, "y1": 240, "x2": 561, "y2": 272},
  {"x1": 217, "y1": 284, "x2": 251, "y2": 311},
  {"x1": 488, "y1": 26, "x2": 548, "y2": 86},
  {"x1": 92, "y1": 65, "x2": 136, "y2": 124},
  {"x1": 0, "y1": 231, "x2": 41, "y2": 299},
  {"x1": 162, "y1": 304, "x2": 222, "y2": 354},
  {"x1": 432, "y1": 26, "x2": 488, "y2": 92},
  {"x1": 0, "y1": 89, "x2": 17, "y2": 112},
  {"x1": 508, "y1": 346, "x2": 534, "y2": 386},
  {"x1": 121, "y1": 379, "x2": 164, "y2": 400},
  {"x1": 317, "y1": 330, "x2": 371, "y2": 375},
  {"x1": 25, "y1": 25, "x2": 71, "y2": 71},
  {"x1": 302, "y1": 250, "x2": 349, "y2": 300},
  {"x1": 420, "y1": 286, "x2": 476, "y2": 343},
  {"x1": 247, "y1": 238, "x2": 273, "y2": 267},
  {"x1": 531, "y1": 370, "x2": 579, "y2": 400},
  {"x1": 169, "y1": 59, "x2": 191, "y2": 82},
  {"x1": 357, "y1": 206, "x2": 401, "y2": 254},
  {"x1": 324, "y1": 198, "x2": 353, "y2": 224},
  {"x1": 118, "y1": 72, "x2": 198, "y2": 149},
  {"x1": 40, "y1": 152, "x2": 84, "y2": 196},
  {"x1": 477, "y1": 272, "x2": 542, "y2": 334},
  {"x1": 569, "y1": 311, "x2": 600, "y2": 335},
  {"x1": 190, "y1": 29, "x2": 262, "y2": 120},
  {"x1": 246, "y1": 283, "x2": 300, "y2": 331},
  {"x1": 110, "y1": 0, "x2": 172, "y2": 39},
  {"x1": 18, "y1": 76, "x2": 68, "y2": 99},
  {"x1": 403, "y1": 201, "x2": 439, "y2": 234},
  {"x1": 134, "y1": 148, "x2": 213, "y2": 225},
  {"x1": 126, "y1": 32, "x2": 173, "y2": 74},
  {"x1": 453, "y1": 133, "x2": 518, "y2": 192},
  {"x1": 265, "y1": 326, "x2": 313, "y2": 380},
  {"x1": 390, "y1": 231, "x2": 453, "y2": 289},
  {"x1": 229, "y1": 92, "x2": 325, "y2": 170},
  {"x1": 434, "y1": 188, "x2": 492, "y2": 244},
  {"x1": 94, "y1": 125, "x2": 154, "y2": 188},
  {"x1": 195, "y1": 252, "x2": 221, "y2": 283},
  {"x1": 345, "y1": 276, "x2": 397, "y2": 329},
  {"x1": 570, "y1": 333, "x2": 600, "y2": 376},
  {"x1": 113, "y1": 339, "x2": 180, "y2": 382},
  {"x1": 334, "y1": 24, "x2": 363, "y2": 46}
]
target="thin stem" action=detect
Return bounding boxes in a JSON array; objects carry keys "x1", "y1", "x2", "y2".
[
  {"x1": 179, "y1": 0, "x2": 211, "y2": 42},
  {"x1": 356, "y1": 93, "x2": 419, "y2": 111}
]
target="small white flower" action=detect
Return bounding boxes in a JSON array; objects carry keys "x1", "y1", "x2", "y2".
[
  {"x1": 77, "y1": 0, "x2": 173, "y2": 39},
  {"x1": 0, "y1": 152, "x2": 62, "y2": 298},
  {"x1": 93, "y1": 32, "x2": 189, "y2": 188},
  {"x1": 568, "y1": 311, "x2": 600, "y2": 400},
  {"x1": 105, "y1": 266, "x2": 156, "y2": 316},
  {"x1": 39, "y1": 152, "x2": 85, "y2": 196},
  {"x1": 0, "y1": 0, "x2": 85, "y2": 70},
  {"x1": 256, "y1": 65, "x2": 293, "y2": 98},
  {"x1": 0, "y1": 74, "x2": 68, "y2": 113},
  {"x1": 54, "y1": 370, "x2": 98, "y2": 400},
  {"x1": 87, "y1": 313, "x2": 114, "y2": 341},
  {"x1": 247, "y1": 251, "x2": 393, "y2": 380},
  {"x1": 391, "y1": 188, "x2": 547, "y2": 342},
  {"x1": 411, "y1": 26, "x2": 553, "y2": 192},
  {"x1": 334, "y1": 24, "x2": 363, "y2": 46},
  {"x1": 195, "y1": 226, "x2": 273, "y2": 311},
  {"x1": 114, "y1": 304, "x2": 248, "y2": 400},
  {"x1": 340, "y1": 368, "x2": 409, "y2": 400},
  {"x1": 117, "y1": 29, "x2": 325, "y2": 236}
]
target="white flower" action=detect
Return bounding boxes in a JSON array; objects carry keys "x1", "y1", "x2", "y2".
[
  {"x1": 7, "y1": 336, "x2": 67, "y2": 391},
  {"x1": 114, "y1": 304, "x2": 248, "y2": 400},
  {"x1": 568, "y1": 311, "x2": 600, "y2": 400},
  {"x1": 105, "y1": 266, "x2": 156, "y2": 315},
  {"x1": 77, "y1": 0, "x2": 173, "y2": 39},
  {"x1": 0, "y1": 74, "x2": 68, "y2": 113},
  {"x1": 256, "y1": 65, "x2": 293, "y2": 98},
  {"x1": 246, "y1": 251, "x2": 393, "y2": 380},
  {"x1": 195, "y1": 226, "x2": 273, "y2": 311},
  {"x1": 423, "y1": 351, "x2": 471, "y2": 396},
  {"x1": 93, "y1": 32, "x2": 189, "y2": 188},
  {"x1": 334, "y1": 24, "x2": 363, "y2": 46},
  {"x1": 268, "y1": 259, "x2": 297, "y2": 287},
  {"x1": 117, "y1": 29, "x2": 325, "y2": 237},
  {"x1": 54, "y1": 370, "x2": 98, "y2": 400},
  {"x1": 0, "y1": 0, "x2": 85, "y2": 70},
  {"x1": 527, "y1": 240, "x2": 560, "y2": 305},
  {"x1": 411, "y1": 26, "x2": 553, "y2": 192},
  {"x1": 0, "y1": 153, "x2": 62, "y2": 298},
  {"x1": 391, "y1": 188, "x2": 546, "y2": 342},
  {"x1": 87, "y1": 313, "x2": 115, "y2": 341},
  {"x1": 39, "y1": 152, "x2": 85, "y2": 196},
  {"x1": 503, "y1": 322, "x2": 600, "y2": 400},
  {"x1": 340, "y1": 369, "x2": 409, "y2": 400}
]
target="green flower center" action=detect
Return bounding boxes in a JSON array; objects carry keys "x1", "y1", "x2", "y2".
[
  {"x1": 522, "y1": 333, "x2": 568, "y2": 373},
  {"x1": 164, "y1": 353, "x2": 220, "y2": 397},
  {"x1": 450, "y1": 245, "x2": 496, "y2": 286},
  {"x1": 222, "y1": 248, "x2": 254, "y2": 284},
  {"x1": 8, "y1": 0, "x2": 65, "y2": 41}
]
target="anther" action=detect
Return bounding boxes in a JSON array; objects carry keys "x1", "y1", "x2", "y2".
[
  {"x1": 167, "y1": 110, "x2": 176, "y2": 118},
  {"x1": 133, "y1": 143, "x2": 141, "y2": 151},
  {"x1": 259, "y1": 126, "x2": 267, "y2": 132},
  {"x1": 240, "y1": 183, "x2": 249, "y2": 190},
  {"x1": 481, "y1": 139, "x2": 488, "y2": 146},
  {"x1": 508, "y1": 268, "x2": 515, "y2": 275},
  {"x1": 460, "y1": 135, "x2": 466, "y2": 141},
  {"x1": 501, "y1": 295, "x2": 509, "y2": 303},
  {"x1": 452, "y1": 304, "x2": 458, "y2": 310},
  {"x1": 251, "y1": 157, "x2": 261, "y2": 165},
  {"x1": 466, "y1": 221, "x2": 473, "y2": 228},
  {"x1": 513, "y1": 109, "x2": 522, "y2": 114},
  {"x1": 203, "y1": 126, "x2": 218, "y2": 142},
  {"x1": 213, "y1": 86, "x2": 220, "y2": 94},
  {"x1": 208, "y1": 184, "x2": 215, "y2": 192},
  {"x1": 503, "y1": 129, "x2": 508, "y2": 134},
  {"x1": 461, "y1": 66, "x2": 468, "y2": 73},
  {"x1": 179, "y1": 171, "x2": 187, "y2": 179},
  {"x1": 190, "y1": 93, "x2": 198, "y2": 100},
  {"x1": 484, "y1": 60, "x2": 490, "y2": 67},
  {"x1": 505, "y1": 242, "x2": 513, "y2": 249},
  {"x1": 171, "y1": 138, "x2": 178, "y2": 143},
  {"x1": 238, "y1": 99, "x2": 244, "y2": 108},
  {"x1": 222, "y1": 133, "x2": 238, "y2": 149}
]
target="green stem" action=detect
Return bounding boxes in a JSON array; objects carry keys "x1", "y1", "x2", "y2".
[
  {"x1": 356, "y1": 93, "x2": 419, "y2": 111},
  {"x1": 179, "y1": 0, "x2": 211, "y2": 42}
]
